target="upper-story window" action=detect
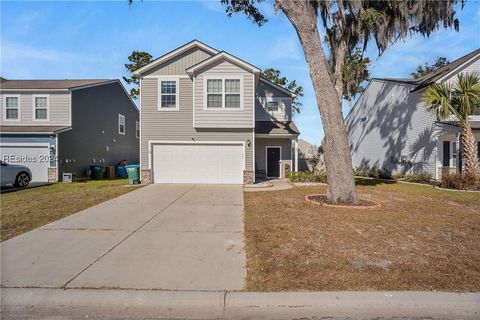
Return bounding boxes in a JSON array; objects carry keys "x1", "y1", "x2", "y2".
[
  {"x1": 205, "y1": 78, "x2": 242, "y2": 109},
  {"x1": 135, "y1": 120, "x2": 140, "y2": 138},
  {"x1": 267, "y1": 101, "x2": 279, "y2": 112},
  {"x1": 33, "y1": 95, "x2": 49, "y2": 120},
  {"x1": 118, "y1": 114, "x2": 125, "y2": 135},
  {"x1": 4, "y1": 95, "x2": 20, "y2": 121},
  {"x1": 159, "y1": 79, "x2": 179, "y2": 110},
  {"x1": 207, "y1": 79, "x2": 222, "y2": 108}
]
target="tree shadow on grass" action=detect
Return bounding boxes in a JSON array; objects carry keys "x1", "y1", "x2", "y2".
[{"x1": 355, "y1": 177, "x2": 397, "y2": 186}]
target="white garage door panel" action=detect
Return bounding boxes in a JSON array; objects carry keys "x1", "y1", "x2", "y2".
[
  {"x1": 0, "y1": 145, "x2": 50, "y2": 182},
  {"x1": 153, "y1": 143, "x2": 244, "y2": 184}
]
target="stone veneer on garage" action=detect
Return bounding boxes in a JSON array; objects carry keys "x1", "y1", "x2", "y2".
[{"x1": 140, "y1": 169, "x2": 152, "y2": 184}]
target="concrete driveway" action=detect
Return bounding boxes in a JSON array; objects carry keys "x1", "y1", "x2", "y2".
[{"x1": 1, "y1": 184, "x2": 245, "y2": 291}]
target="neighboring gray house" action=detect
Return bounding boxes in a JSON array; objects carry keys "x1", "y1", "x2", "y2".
[
  {"x1": 134, "y1": 40, "x2": 300, "y2": 184},
  {"x1": 0, "y1": 78, "x2": 139, "y2": 182},
  {"x1": 346, "y1": 49, "x2": 480, "y2": 180}
]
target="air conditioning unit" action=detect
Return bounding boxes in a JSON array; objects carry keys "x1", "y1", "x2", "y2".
[{"x1": 62, "y1": 173, "x2": 73, "y2": 183}]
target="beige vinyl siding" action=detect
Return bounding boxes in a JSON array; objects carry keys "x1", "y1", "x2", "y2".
[
  {"x1": 140, "y1": 77, "x2": 254, "y2": 170},
  {"x1": 146, "y1": 48, "x2": 213, "y2": 76},
  {"x1": 0, "y1": 91, "x2": 71, "y2": 126},
  {"x1": 193, "y1": 60, "x2": 254, "y2": 128}
]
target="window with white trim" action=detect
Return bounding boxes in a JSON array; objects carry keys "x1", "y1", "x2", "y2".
[
  {"x1": 207, "y1": 79, "x2": 223, "y2": 108},
  {"x1": 118, "y1": 114, "x2": 125, "y2": 135},
  {"x1": 225, "y1": 79, "x2": 240, "y2": 108},
  {"x1": 135, "y1": 120, "x2": 140, "y2": 138},
  {"x1": 159, "y1": 80, "x2": 178, "y2": 109},
  {"x1": 206, "y1": 78, "x2": 241, "y2": 109},
  {"x1": 267, "y1": 101, "x2": 279, "y2": 112},
  {"x1": 4, "y1": 95, "x2": 19, "y2": 120},
  {"x1": 34, "y1": 95, "x2": 49, "y2": 120}
]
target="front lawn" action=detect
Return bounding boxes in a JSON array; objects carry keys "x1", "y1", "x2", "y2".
[
  {"x1": 244, "y1": 178, "x2": 480, "y2": 291},
  {"x1": 1, "y1": 180, "x2": 143, "y2": 241}
]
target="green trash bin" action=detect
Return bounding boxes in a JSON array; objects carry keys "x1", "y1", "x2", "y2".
[
  {"x1": 92, "y1": 165, "x2": 105, "y2": 180},
  {"x1": 125, "y1": 164, "x2": 140, "y2": 184}
]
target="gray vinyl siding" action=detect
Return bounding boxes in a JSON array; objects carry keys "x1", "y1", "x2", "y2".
[
  {"x1": 255, "y1": 81, "x2": 292, "y2": 121},
  {"x1": 58, "y1": 82, "x2": 139, "y2": 178},
  {"x1": 146, "y1": 48, "x2": 213, "y2": 76},
  {"x1": 193, "y1": 60, "x2": 254, "y2": 128},
  {"x1": 255, "y1": 138, "x2": 292, "y2": 176},
  {"x1": 442, "y1": 54, "x2": 480, "y2": 85},
  {"x1": 140, "y1": 77, "x2": 254, "y2": 170},
  {"x1": 346, "y1": 79, "x2": 459, "y2": 178},
  {"x1": 0, "y1": 91, "x2": 71, "y2": 126}
]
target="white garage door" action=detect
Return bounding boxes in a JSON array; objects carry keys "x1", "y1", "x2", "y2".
[
  {"x1": 0, "y1": 144, "x2": 50, "y2": 182},
  {"x1": 152, "y1": 143, "x2": 244, "y2": 184}
]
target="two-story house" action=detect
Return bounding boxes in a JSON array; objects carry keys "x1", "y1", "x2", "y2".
[
  {"x1": 134, "y1": 40, "x2": 300, "y2": 184},
  {"x1": 346, "y1": 48, "x2": 480, "y2": 180},
  {"x1": 0, "y1": 78, "x2": 139, "y2": 182}
]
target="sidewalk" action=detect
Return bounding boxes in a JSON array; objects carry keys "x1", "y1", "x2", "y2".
[{"x1": 2, "y1": 288, "x2": 479, "y2": 319}]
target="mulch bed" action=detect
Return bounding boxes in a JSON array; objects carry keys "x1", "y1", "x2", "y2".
[{"x1": 305, "y1": 194, "x2": 381, "y2": 209}]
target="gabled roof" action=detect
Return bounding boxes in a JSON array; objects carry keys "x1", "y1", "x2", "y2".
[
  {"x1": 0, "y1": 78, "x2": 116, "y2": 90},
  {"x1": 259, "y1": 77, "x2": 296, "y2": 97},
  {"x1": 133, "y1": 40, "x2": 219, "y2": 77},
  {"x1": 374, "y1": 48, "x2": 480, "y2": 91},
  {"x1": 412, "y1": 48, "x2": 480, "y2": 91},
  {"x1": 186, "y1": 51, "x2": 260, "y2": 76}
]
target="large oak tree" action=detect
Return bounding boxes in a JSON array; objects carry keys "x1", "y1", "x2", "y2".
[{"x1": 221, "y1": 0, "x2": 463, "y2": 203}]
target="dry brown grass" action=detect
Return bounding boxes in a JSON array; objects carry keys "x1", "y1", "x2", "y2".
[
  {"x1": 1, "y1": 180, "x2": 142, "y2": 241},
  {"x1": 244, "y1": 178, "x2": 480, "y2": 292}
]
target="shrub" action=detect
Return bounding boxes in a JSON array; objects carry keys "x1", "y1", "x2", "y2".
[
  {"x1": 392, "y1": 172, "x2": 405, "y2": 180},
  {"x1": 288, "y1": 170, "x2": 327, "y2": 183},
  {"x1": 354, "y1": 165, "x2": 392, "y2": 179},
  {"x1": 354, "y1": 165, "x2": 370, "y2": 177},
  {"x1": 404, "y1": 172, "x2": 432, "y2": 183},
  {"x1": 440, "y1": 172, "x2": 480, "y2": 190}
]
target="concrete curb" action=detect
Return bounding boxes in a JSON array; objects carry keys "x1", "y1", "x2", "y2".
[{"x1": 2, "y1": 288, "x2": 479, "y2": 319}]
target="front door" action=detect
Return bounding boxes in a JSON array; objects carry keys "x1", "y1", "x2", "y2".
[
  {"x1": 442, "y1": 141, "x2": 450, "y2": 167},
  {"x1": 266, "y1": 147, "x2": 280, "y2": 178}
]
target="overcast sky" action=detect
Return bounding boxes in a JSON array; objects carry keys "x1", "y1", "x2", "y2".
[{"x1": 1, "y1": 0, "x2": 479, "y2": 144}]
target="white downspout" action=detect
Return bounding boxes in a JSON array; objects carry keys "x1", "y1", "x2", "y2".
[{"x1": 294, "y1": 139, "x2": 299, "y2": 172}]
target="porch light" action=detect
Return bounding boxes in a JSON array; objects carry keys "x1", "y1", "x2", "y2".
[{"x1": 247, "y1": 139, "x2": 251, "y2": 147}]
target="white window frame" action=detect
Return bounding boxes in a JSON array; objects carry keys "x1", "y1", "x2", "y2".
[
  {"x1": 266, "y1": 100, "x2": 280, "y2": 112},
  {"x1": 3, "y1": 94, "x2": 21, "y2": 121},
  {"x1": 135, "y1": 120, "x2": 140, "y2": 138},
  {"x1": 118, "y1": 113, "x2": 125, "y2": 135},
  {"x1": 32, "y1": 94, "x2": 50, "y2": 121},
  {"x1": 263, "y1": 96, "x2": 290, "y2": 120},
  {"x1": 203, "y1": 76, "x2": 243, "y2": 110},
  {"x1": 157, "y1": 77, "x2": 179, "y2": 111}
]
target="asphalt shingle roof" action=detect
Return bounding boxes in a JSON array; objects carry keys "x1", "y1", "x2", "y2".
[{"x1": 0, "y1": 78, "x2": 114, "y2": 90}]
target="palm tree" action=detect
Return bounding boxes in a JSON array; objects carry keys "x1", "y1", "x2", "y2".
[{"x1": 423, "y1": 73, "x2": 480, "y2": 177}]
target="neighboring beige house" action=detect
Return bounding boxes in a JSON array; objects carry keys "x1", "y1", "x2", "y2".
[
  {"x1": 297, "y1": 139, "x2": 321, "y2": 172},
  {"x1": 134, "y1": 40, "x2": 300, "y2": 184},
  {"x1": 346, "y1": 48, "x2": 480, "y2": 180}
]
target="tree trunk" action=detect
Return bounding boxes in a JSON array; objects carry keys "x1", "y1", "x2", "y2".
[
  {"x1": 277, "y1": 0, "x2": 357, "y2": 203},
  {"x1": 461, "y1": 124, "x2": 480, "y2": 176},
  {"x1": 333, "y1": 40, "x2": 347, "y2": 99}
]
